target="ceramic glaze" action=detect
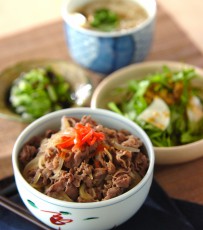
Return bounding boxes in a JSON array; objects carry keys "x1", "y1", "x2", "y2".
[{"x1": 62, "y1": 0, "x2": 156, "y2": 75}]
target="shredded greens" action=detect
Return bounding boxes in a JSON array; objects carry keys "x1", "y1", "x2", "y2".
[
  {"x1": 108, "y1": 66, "x2": 203, "y2": 147},
  {"x1": 9, "y1": 67, "x2": 74, "y2": 121},
  {"x1": 90, "y1": 8, "x2": 119, "y2": 31}
]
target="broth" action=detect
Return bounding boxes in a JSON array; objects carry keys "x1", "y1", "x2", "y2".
[{"x1": 72, "y1": 0, "x2": 148, "y2": 32}]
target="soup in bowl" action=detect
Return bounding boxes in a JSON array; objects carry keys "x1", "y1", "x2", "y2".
[
  {"x1": 68, "y1": 0, "x2": 148, "y2": 32},
  {"x1": 62, "y1": 0, "x2": 156, "y2": 75}
]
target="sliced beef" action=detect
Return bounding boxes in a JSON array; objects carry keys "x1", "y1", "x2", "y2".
[
  {"x1": 19, "y1": 145, "x2": 38, "y2": 167},
  {"x1": 19, "y1": 115, "x2": 149, "y2": 202}
]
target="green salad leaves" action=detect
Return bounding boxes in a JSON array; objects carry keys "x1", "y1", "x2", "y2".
[
  {"x1": 9, "y1": 67, "x2": 73, "y2": 121},
  {"x1": 108, "y1": 66, "x2": 203, "y2": 147}
]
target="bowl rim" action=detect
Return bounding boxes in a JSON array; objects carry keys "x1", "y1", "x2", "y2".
[
  {"x1": 91, "y1": 60, "x2": 203, "y2": 92},
  {"x1": 90, "y1": 60, "x2": 203, "y2": 151},
  {"x1": 61, "y1": 0, "x2": 157, "y2": 37},
  {"x1": 154, "y1": 138, "x2": 203, "y2": 151},
  {"x1": 12, "y1": 107, "x2": 154, "y2": 209}
]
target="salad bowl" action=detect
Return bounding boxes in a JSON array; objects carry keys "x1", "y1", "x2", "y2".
[
  {"x1": 0, "y1": 59, "x2": 94, "y2": 122},
  {"x1": 91, "y1": 61, "x2": 203, "y2": 164}
]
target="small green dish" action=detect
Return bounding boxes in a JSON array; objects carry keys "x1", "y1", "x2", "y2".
[{"x1": 0, "y1": 59, "x2": 94, "y2": 122}]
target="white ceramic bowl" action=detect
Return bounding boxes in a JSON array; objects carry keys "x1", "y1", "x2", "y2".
[
  {"x1": 61, "y1": 0, "x2": 156, "y2": 75},
  {"x1": 91, "y1": 61, "x2": 203, "y2": 165},
  {"x1": 12, "y1": 108, "x2": 154, "y2": 230}
]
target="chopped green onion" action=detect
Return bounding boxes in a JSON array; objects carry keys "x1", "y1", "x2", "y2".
[
  {"x1": 9, "y1": 67, "x2": 74, "y2": 121},
  {"x1": 90, "y1": 8, "x2": 119, "y2": 31}
]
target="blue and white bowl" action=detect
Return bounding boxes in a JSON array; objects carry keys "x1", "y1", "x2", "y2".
[
  {"x1": 62, "y1": 0, "x2": 157, "y2": 75},
  {"x1": 12, "y1": 108, "x2": 154, "y2": 230}
]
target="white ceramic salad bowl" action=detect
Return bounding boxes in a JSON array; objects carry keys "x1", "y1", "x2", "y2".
[{"x1": 91, "y1": 61, "x2": 203, "y2": 164}]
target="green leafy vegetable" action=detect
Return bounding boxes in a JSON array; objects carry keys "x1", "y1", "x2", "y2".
[
  {"x1": 108, "y1": 66, "x2": 203, "y2": 147},
  {"x1": 9, "y1": 67, "x2": 74, "y2": 121},
  {"x1": 90, "y1": 8, "x2": 119, "y2": 31}
]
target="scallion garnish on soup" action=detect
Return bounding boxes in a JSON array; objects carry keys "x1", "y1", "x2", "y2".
[{"x1": 90, "y1": 8, "x2": 119, "y2": 31}]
